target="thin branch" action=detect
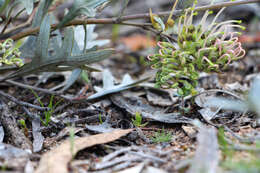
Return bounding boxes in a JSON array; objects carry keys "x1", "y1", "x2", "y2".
[
  {"x1": 0, "y1": 90, "x2": 49, "y2": 111},
  {"x1": 4, "y1": 80, "x2": 84, "y2": 102},
  {"x1": 2, "y1": 6, "x2": 37, "y2": 37},
  {"x1": 5, "y1": 80, "x2": 62, "y2": 95},
  {"x1": 1, "y1": 0, "x2": 258, "y2": 42}
]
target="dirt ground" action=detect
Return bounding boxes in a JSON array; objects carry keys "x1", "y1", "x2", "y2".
[{"x1": 0, "y1": 0, "x2": 260, "y2": 173}]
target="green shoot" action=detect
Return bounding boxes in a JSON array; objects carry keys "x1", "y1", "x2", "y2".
[
  {"x1": 98, "y1": 113, "x2": 103, "y2": 124},
  {"x1": 31, "y1": 89, "x2": 63, "y2": 126},
  {"x1": 81, "y1": 70, "x2": 90, "y2": 84},
  {"x1": 132, "y1": 112, "x2": 148, "y2": 127},
  {"x1": 151, "y1": 128, "x2": 172, "y2": 143}
]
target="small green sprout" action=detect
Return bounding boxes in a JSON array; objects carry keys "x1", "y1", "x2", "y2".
[
  {"x1": 0, "y1": 39, "x2": 23, "y2": 67},
  {"x1": 151, "y1": 129, "x2": 172, "y2": 143},
  {"x1": 147, "y1": 3, "x2": 245, "y2": 97},
  {"x1": 98, "y1": 113, "x2": 103, "y2": 124},
  {"x1": 31, "y1": 90, "x2": 63, "y2": 126},
  {"x1": 132, "y1": 112, "x2": 148, "y2": 127}
]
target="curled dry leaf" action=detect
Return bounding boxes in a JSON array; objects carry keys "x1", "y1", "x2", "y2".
[{"x1": 35, "y1": 129, "x2": 133, "y2": 173}]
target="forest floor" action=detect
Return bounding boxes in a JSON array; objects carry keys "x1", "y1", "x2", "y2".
[{"x1": 0, "y1": 1, "x2": 260, "y2": 173}]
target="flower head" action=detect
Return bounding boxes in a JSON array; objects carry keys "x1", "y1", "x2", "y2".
[
  {"x1": 0, "y1": 39, "x2": 23, "y2": 67},
  {"x1": 148, "y1": 6, "x2": 246, "y2": 96}
]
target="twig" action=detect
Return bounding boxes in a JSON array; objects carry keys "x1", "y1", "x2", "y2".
[
  {"x1": 0, "y1": 90, "x2": 49, "y2": 111},
  {"x1": 22, "y1": 106, "x2": 41, "y2": 120},
  {"x1": 4, "y1": 80, "x2": 80, "y2": 102},
  {"x1": 194, "y1": 89, "x2": 244, "y2": 100},
  {"x1": 2, "y1": 6, "x2": 37, "y2": 37},
  {"x1": 2, "y1": 0, "x2": 259, "y2": 42},
  {"x1": 5, "y1": 80, "x2": 62, "y2": 95}
]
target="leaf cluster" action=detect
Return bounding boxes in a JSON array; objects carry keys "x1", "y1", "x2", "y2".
[
  {"x1": 131, "y1": 112, "x2": 148, "y2": 127},
  {"x1": 0, "y1": 38, "x2": 23, "y2": 67},
  {"x1": 0, "y1": 0, "x2": 114, "y2": 91},
  {"x1": 151, "y1": 129, "x2": 172, "y2": 143}
]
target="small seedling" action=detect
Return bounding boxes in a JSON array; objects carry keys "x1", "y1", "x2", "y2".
[
  {"x1": 132, "y1": 112, "x2": 148, "y2": 127},
  {"x1": 98, "y1": 113, "x2": 103, "y2": 124},
  {"x1": 151, "y1": 129, "x2": 172, "y2": 143},
  {"x1": 31, "y1": 89, "x2": 63, "y2": 126},
  {"x1": 81, "y1": 70, "x2": 90, "y2": 84}
]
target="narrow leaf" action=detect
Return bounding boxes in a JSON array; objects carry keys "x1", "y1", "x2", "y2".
[
  {"x1": 57, "y1": 27, "x2": 74, "y2": 59},
  {"x1": 60, "y1": 69, "x2": 82, "y2": 92},
  {"x1": 66, "y1": 48, "x2": 114, "y2": 65},
  {"x1": 36, "y1": 14, "x2": 51, "y2": 60},
  {"x1": 32, "y1": 0, "x2": 54, "y2": 27}
]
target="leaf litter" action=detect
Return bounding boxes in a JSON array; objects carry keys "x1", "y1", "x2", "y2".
[
  {"x1": 35, "y1": 129, "x2": 132, "y2": 173},
  {"x1": 0, "y1": 1, "x2": 260, "y2": 173}
]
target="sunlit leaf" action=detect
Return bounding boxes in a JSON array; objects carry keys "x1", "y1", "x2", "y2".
[{"x1": 87, "y1": 69, "x2": 150, "y2": 100}]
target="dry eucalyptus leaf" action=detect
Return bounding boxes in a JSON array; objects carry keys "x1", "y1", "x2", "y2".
[{"x1": 35, "y1": 129, "x2": 133, "y2": 173}]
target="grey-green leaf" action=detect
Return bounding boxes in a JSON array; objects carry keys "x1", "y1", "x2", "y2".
[
  {"x1": 60, "y1": 69, "x2": 82, "y2": 92},
  {"x1": 57, "y1": 27, "x2": 74, "y2": 59},
  {"x1": 66, "y1": 48, "x2": 114, "y2": 65},
  {"x1": 36, "y1": 14, "x2": 51, "y2": 61},
  {"x1": 19, "y1": 0, "x2": 34, "y2": 14},
  {"x1": 32, "y1": 0, "x2": 54, "y2": 27},
  {"x1": 87, "y1": 69, "x2": 149, "y2": 100}
]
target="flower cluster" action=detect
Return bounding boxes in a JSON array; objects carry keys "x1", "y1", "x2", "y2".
[
  {"x1": 148, "y1": 7, "x2": 245, "y2": 96},
  {"x1": 0, "y1": 39, "x2": 23, "y2": 67}
]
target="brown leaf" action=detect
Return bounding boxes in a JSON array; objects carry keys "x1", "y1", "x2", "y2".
[{"x1": 35, "y1": 129, "x2": 133, "y2": 173}]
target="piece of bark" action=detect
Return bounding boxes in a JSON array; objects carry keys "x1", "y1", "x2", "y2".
[{"x1": 0, "y1": 101, "x2": 32, "y2": 150}]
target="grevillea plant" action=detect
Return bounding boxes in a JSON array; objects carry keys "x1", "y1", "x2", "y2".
[
  {"x1": 147, "y1": 4, "x2": 246, "y2": 97},
  {"x1": 0, "y1": 39, "x2": 23, "y2": 67}
]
